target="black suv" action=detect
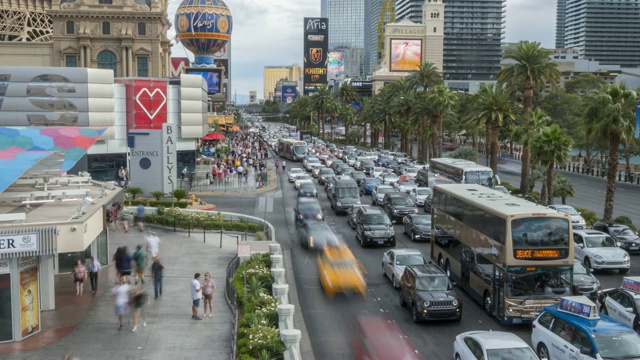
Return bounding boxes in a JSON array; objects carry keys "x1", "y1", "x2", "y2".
[
  {"x1": 398, "y1": 264, "x2": 462, "y2": 323},
  {"x1": 355, "y1": 207, "x2": 395, "y2": 247},
  {"x1": 416, "y1": 168, "x2": 429, "y2": 187},
  {"x1": 381, "y1": 192, "x2": 418, "y2": 223},
  {"x1": 592, "y1": 222, "x2": 640, "y2": 254}
]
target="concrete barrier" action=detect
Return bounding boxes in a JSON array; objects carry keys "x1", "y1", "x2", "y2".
[{"x1": 270, "y1": 246, "x2": 303, "y2": 360}]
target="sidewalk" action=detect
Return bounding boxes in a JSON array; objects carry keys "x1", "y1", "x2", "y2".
[{"x1": 0, "y1": 226, "x2": 245, "y2": 360}]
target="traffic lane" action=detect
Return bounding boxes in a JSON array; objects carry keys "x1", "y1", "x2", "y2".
[{"x1": 495, "y1": 161, "x2": 640, "y2": 225}]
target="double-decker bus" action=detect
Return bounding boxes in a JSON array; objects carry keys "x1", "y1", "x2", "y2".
[
  {"x1": 427, "y1": 158, "x2": 498, "y2": 189},
  {"x1": 277, "y1": 138, "x2": 307, "y2": 162},
  {"x1": 430, "y1": 184, "x2": 574, "y2": 324}
]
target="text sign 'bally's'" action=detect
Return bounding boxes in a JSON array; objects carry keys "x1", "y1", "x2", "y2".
[
  {"x1": 558, "y1": 296, "x2": 600, "y2": 320},
  {"x1": 162, "y1": 124, "x2": 177, "y2": 194},
  {"x1": 0, "y1": 234, "x2": 38, "y2": 254}
]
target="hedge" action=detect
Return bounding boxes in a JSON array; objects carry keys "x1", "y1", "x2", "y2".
[{"x1": 124, "y1": 199, "x2": 189, "y2": 208}]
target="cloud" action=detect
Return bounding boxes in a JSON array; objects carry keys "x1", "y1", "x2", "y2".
[{"x1": 505, "y1": 0, "x2": 555, "y2": 47}]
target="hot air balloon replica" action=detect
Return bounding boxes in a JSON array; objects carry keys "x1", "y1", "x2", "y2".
[{"x1": 174, "y1": 0, "x2": 232, "y2": 98}]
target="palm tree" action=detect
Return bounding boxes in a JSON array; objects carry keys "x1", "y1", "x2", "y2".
[
  {"x1": 336, "y1": 84, "x2": 361, "y2": 137},
  {"x1": 553, "y1": 175, "x2": 575, "y2": 205},
  {"x1": 339, "y1": 105, "x2": 356, "y2": 142},
  {"x1": 585, "y1": 82, "x2": 638, "y2": 221},
  {"x1": 409, "y1": 92, "x2": 433, "y2": 160},
  {"x1": 325, "y1": 97, "x2": 340, "y2": 140},
  {"x1": 498, "y1": 41, "x2": 560, "y2": 193},
  {"x1": 408, "y1": 61, "x2": 443, "y2": 160},
  {"x1": 389, "y1": 78, "x2": 419, "y2": 154},
  {"x1": 426, "y1": 85, "x2": 458, "y2": 158},
  {"x1": 469, "y1": 83, "x2": 516, "y2": 174},
  {"x1": 356, "y1": 97, "x2": 373, "y2": 146},
  {"x1": 310, "y1": 86, "x2": 333, "y2": 140},
  {"x1": 530, "y1": 125, "x2": 573, "y2": 205},
  {"x1": 511, "y1": 108, "x2": 550, "y2": 192},
  {"x1": 285, "y1": 96, "x2": 313, "y2": 130}
]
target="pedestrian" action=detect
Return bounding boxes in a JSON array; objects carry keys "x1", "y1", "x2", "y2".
[
  {"x1": 72, "y1": 259, "x2": 87, "y2": 296},
  {"x1": 243, "y1": 169, "x2": 249, "y2": 182},
  {"x1": 144, "y1": 231, "x2": 160, "y2": 258},
  {"x1": 282, "y1": 161, "x2": 286, "y2": 173},
  {"x1": 117, "y1": 166, "x2": 126, "y2": 187},
  {"x1": 130, "y1": 277, "x2": 148, "y2": 332},
  {"x1": 275, "y1": 160, "x2": 279, "y2": 172},
  {"x1": 118, "y1": 209, "x2": 130, "y2": 233},
  {"x1": 133, "y1": 245, "x2": 147, "y2": 283},
  {"x1": 181, "y1": 166, "x2": 188, "y2": 179},
  {"x1": 191, "y1": 273, "x2": 203, "y2": 320},
  {"x1": 256, "y1": 173, "x2": 263, "y2": 188},
  {"x1": 211, "y1": 166, "x2": 217, "y2": 184},
  {"x1": 111, "y1": 275, "x2": 131, "y2": 331},
  {"x1": 237, "y1": 164, "x2": 244, "y2": 180},
  {"x1": 150, "y1": 256, "x2": 164, "y2": 299},
  {"x1": 87, "y1": 255, "x2": 101, "y2": 294},
  {"x1": 202, "y1": 272, "x2": 216, "y2": 318},
  {"x1": 119, "y1": 246, "x2": 133, "y2": 277},
  {"x1": 135, "y1": 203, "x2": 145, "y2": 232}
]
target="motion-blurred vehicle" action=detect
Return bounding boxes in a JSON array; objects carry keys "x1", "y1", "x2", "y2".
[
  {"x1": 294, "y1": 174, "x2": 313, "y2": 190},
  {"x1": 593, "y1": 222, "x2": 640, "y2": 254},
  {"x1": 402, "y1": 214, "x2": 432, "y2": 241},
  {"x1": 294, "y1": 197, "x2": 324, "y2": 226},
  {"x1": 297, "y1": 182, "x2": 318, "y2": 198},
  {"x1": 317, "y1": 244, "x2": 366, "y2": 299},
  {"x1": 299, "y1": 221, "x2": 341, "y2": 250},
  {"x1": 382, "y1": 248, "x2": 429, "y2": 288},
  {"x1": 454, "y1": 331, "x2": 539, "y2": 360},
  {"x1": 350, "y1": 314, "x2": 423, "y2": 360}
]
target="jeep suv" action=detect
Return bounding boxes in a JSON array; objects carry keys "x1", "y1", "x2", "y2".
[
  {"x1": 398, "y1": 264, "x2": 462, "y2": 323},
  {"x1": 355, "y1": 207, "x2": 395, "y2": 247},
  {"x1": 381, "y1": 192, "x2": 418, "y2": 223}
]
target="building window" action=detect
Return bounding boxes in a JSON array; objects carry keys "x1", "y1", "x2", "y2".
[
  {"x1": 137, "y1": 22, "x2": 146, "y2": 36},
  {"x1": 97, "y1": 50, "x2": 117, "y2": 76},
  {"x1": 102, "y1": 22, "x2": 110, "y2": 35},
  {"x1": 65, "y1": 55, "x2": 77, "y2": 67},
  {"x1": 66, "y1": 21, "x2": 74, "y2": 35},
  {"x1": 434, "y1": 27, "x2": 437, "y2": 33},
  {"x1": 137, "y1": 56, "x2": 148, "y2": 77},
  {"x1": 98, "y1": 0, "x2": 113, "y2": 4}
]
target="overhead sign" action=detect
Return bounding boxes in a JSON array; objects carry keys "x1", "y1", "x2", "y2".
[
  {"x1": 303, "y1": 17, "x2": 328, "y2": 95},
  {"x1": 558, "y1": 296, "x2": 599, "y2": 320},
  {"x1": 0, "y1": 234, "x2": 38, "y2": 254}
]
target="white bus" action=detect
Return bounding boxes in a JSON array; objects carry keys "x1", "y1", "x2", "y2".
[
  {"x1": 428, "y1": 158, "x2": 498, "y2": 189},
  {"x1": 430, "y1": 184, "x2": 574, "y2": 324},
  {"x1": 277, "y1": 138, "x2": 307, "y2": 162}
]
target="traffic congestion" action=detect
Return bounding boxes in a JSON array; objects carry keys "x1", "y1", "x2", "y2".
[{"x1": 257, "y1": 123, "x2": 640, "y2": 360}]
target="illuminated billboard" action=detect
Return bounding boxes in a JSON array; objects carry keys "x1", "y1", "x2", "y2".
[
  {"x1": 303, "y1": 17, "x2": 329, "y2": 95},
  {"x1": 185, "y1": 68, "x2": 221, "y2": 95},
  {"x1": 281, "y1": 85, "x2": 297, "y2": 103},
  {"x1": 390, "y1": 39, "x2": 422, "y2": 72},
  {"x1": 327, "y1": 51, "x2": 344, "y2": 81}
]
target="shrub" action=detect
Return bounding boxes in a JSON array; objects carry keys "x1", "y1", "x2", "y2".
[
  {"x1": 237, "y1": 326, "x2": 284, "y2": 359},
  {"x1": 171, "y1": 189, "x2": 189, "y2": 201},
  {"x1": 126, "y1": 187, "x2": 143, "y2": 199},
  {"x1": 256, "y1": 231, "x2": 265, "y2": 241},
  {"x1": 150, "y1": 191, "x2": 165, "y2": 200},
  {"x1": 500, "y1": 181, "x2": 518, "y2": 193},
  {"x1": 576, "y1": 208, "x2": 601, "y2": 227}
]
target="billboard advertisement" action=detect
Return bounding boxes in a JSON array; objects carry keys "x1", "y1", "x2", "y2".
[
  {"x1": 327, "y1": 51, "x2": 344, "y2": 81},
  {"x1": 170, "y1": 57, "x2": 189, "y2": 77},
  {"x1": 281, "y1": 85, "x2": 297, "y2": 103},
  {"x1": 303, "y1": 17, "x2": 329, "y2": 95},
  {"x1": 185, "y1": 68, "x2": 221, "y2": 95},
  {"x1": 19, "y1": 257, "x2": 39, "y2": 338},
  {"x1": 120, "y1": 79, "x2": 168, "y2": 130},
  {"x1": 390, "y1": 39, "x2": 422, "y2": 72}
]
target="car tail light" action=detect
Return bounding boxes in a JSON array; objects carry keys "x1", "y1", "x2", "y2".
[{"x1": 531, "y1": 323, "x2": 536, "y2": 329}]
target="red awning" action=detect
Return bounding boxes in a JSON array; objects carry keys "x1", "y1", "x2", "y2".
[{"x1": 202, "y1": 131, "x2": 225, "y2": 140}]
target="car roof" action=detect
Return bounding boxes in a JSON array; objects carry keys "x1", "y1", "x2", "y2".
[
  {"x1": 376, "y1": 185, "x2": 393, "y2": 189},
  {"x1": 290, "y1": 168, "x2": 304, "y2": 172},
  {"x1": 391, "y1": 248, "x2": 423, "y2": 256},
  {"x1": 386, "y1": 192, "x2": 410, "y2": 198},
  {"x1": 359, "y1": 207, "x2": 384, "y2": 214},
  {"x1": 460, "y1": 331, "x2": 531, "y2": 350},
  {"x1": 574, "y1": 230, "x2": 608, "y2": 237},
  {"x1": 407, "y1": 263, "x2": 444, "y2": 276},
  {"x1": 297, "y1": 197, "x2": 320, "y2": 204},
  {"x1": 542, "y1": 304, "x2": 639, "y2": 335}
]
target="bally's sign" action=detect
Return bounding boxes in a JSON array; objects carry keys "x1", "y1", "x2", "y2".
[{"x1": 0, "y1": 233, "x2": 39, "y2": 254}]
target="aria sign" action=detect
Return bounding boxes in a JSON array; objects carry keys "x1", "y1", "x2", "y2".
[{"x1": 0, "y1": 234, "x2": 38, "y2": 254}]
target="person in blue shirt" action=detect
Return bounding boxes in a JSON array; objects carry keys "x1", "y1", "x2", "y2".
[{"x1": 136, "y1": 204, "x2": 145, "y2": 232}]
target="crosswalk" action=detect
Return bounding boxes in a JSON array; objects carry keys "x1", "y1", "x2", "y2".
[{"x1": 256, "y1": 196, "x2": 274, "y2": 213}]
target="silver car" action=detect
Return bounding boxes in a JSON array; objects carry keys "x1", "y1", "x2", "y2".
[
  {"x1": 382, "y1": 248, "x2": 429, "y2": 288},
  {"x1": 371, "y1": 185, "x2": 394, "y2": 206}
]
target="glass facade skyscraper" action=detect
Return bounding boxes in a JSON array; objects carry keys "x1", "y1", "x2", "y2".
[
  {"x1": 321, "y1": 0, "x2": 367, "y2": 79},
  {"x1": 394, "y1": 0, "x2": 505, "y2": 81},
  {"x1": 555, "y1": 0, "x2": 567, "y2": 49},
  {"x1": 561, "y1": 0, "x2": 640, "y2": 68},
  {"x1": 366, "y1": 0, "x2": 395, "y2": 75}
]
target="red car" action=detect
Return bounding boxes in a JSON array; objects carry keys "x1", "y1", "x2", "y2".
[{"x1": 350, "y1": 314, "x2": 423, "y2": 360}]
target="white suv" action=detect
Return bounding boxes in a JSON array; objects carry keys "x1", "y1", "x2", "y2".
[{"x1": 574, "y1": 230, "x2": 630, "y2": 273}]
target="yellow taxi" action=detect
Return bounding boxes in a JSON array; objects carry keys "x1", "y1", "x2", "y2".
[{"x1": 317, "y1": 245, "x2": 367, "y2": 299}]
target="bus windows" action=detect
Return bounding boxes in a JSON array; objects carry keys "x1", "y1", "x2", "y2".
[
  {"x1": 464, "y1": 171, "x2": 493, "y2": 187},
  {"x1": 512, "y1": 217, "x2": 571, "y2": 248},
  {"x1": 507, "y1": 267, "x2": 571, "y2": 298}
]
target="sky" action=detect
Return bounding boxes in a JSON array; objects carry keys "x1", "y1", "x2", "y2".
[{"x1": 167, "y1": 0, "x2": 556, "y2": 102}]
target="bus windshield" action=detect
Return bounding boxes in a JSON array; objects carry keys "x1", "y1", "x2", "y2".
[
  {"x1": 512, "y1": 217, "x2": 571, "y2": 248},
  {"x1": 294, "y1": 144, "x2": 307, "y2": 156},
  {"x1": 464, "y1": 171, "x2": 493, "y2": 187},
  {"x1": 506, "y1": 266, "x2": 571, "y2": 298}
]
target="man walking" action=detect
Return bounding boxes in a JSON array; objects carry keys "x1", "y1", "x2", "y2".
[
  {"x1": 133, "y1": 245, "x2": 147, "y2": 283},
  {"x1": 150, "y1": 257, "x2": 164, "y2": 299},
  {"x1": 135, "y1": 204, "x2": 145, "y2": 232},
  {"x1": 111, "y1": 276, "x2": 131, "y2": 331},
  {"x1": 191, "y1": 273, "x2": 203, "y2": 320},
  {"x1": 87, "y1": 255, "x2": 101, "y2": 294}
]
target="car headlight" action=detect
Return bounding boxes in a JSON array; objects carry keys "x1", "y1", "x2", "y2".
[
  {"x1": 624, "y1": 253, "x2": 630, "y2": 259},
  {"x1": 316, "y1": 213, "x2": 323, "y2": 220},
  {"x1": 421, "y1": 300, "x2": 430, "y2": 308},
  {"x1": 336, "y1": 201, "x2": 342, "y2": 206},
  {"x1": 397, "y1": 273, "x2": 403, "y2": 278},
  {"x1": 593, "y1": 254, "x2": 603, "y2": 259},
  {"x1": 392, "y1": 209, "x2": 398, "y2": 214},
  {"x1": 617, "y1": 242, "x2": 623, "y2": 247},
  {"x1": 356, "y1": 201, "x2": 361, "y2": 205},
  {"x1": 364, "y1": 230, "x2": 372, "y2": 236},
  {"x1": 298, "y1": 214, "x2": 303, "y2": 219},
  {"x1": 389, "y1": 229, "x2": 395, "y2": 235},
  {"x1": 413, "y1": 208, "x2": 418, "y2": 213},
  {"x1": 452, "y1": 299, "x2": 459, "y2": 307}
]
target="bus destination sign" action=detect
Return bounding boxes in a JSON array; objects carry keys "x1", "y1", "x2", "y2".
[{"x1": 514, "y1": 249, "x2": 562, "y2": 260}]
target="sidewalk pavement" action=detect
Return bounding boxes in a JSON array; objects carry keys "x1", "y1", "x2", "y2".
[{"x1": 0, "y1": 226, "x2": 247, "y2": 360}]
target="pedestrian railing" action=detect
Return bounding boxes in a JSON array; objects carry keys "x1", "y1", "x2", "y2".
[
  {"x1": 225, "y1": 257, "x2": 241, "y2": 360},
  {"x1": 190, "y1": 167, "x2": 261, "y2": 192}
]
